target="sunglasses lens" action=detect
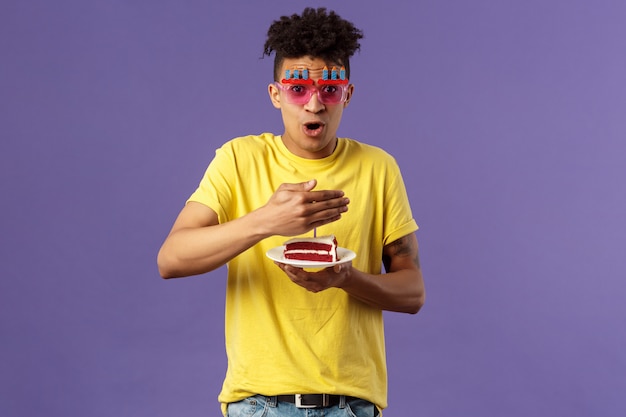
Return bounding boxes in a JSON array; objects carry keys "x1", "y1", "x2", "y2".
[
  {"x1": 282, "y1": 84, "x2": 311, "y2": 104},
  {"x1": 319, "y1": 85, "x2": 344, "y2": 104}
]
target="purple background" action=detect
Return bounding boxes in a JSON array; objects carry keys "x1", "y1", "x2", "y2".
[{"x1": 2, "y1": 1, "x2": 625, "y2": 416}]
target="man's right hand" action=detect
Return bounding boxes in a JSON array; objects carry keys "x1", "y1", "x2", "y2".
[{"x1": 259, "y1": 179, "x2": 350, "y2": 237}]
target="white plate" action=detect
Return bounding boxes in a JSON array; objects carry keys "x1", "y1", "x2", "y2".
[{"x1": 266, "y1": 246, "x2": 357, "y2": 268}]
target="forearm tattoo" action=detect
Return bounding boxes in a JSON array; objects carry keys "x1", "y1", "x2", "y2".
[{"x1": 382, "y1": 235, "x2": 420, "y2": 273}]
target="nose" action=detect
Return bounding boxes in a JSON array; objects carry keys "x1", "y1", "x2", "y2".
[{"x1": 303, "y1": 90, "x2": 325, "y2": 113}]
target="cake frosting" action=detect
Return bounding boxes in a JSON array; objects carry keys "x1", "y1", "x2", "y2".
[{"x1": 283, "y1": 235, "x2": 338, "y2": 262}]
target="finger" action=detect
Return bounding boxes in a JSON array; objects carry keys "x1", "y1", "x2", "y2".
[
  {"x1": 312, "y1": 196, "x2": 350, "y2": 211},
  {"x1": 309, "y1": 201, "x2": 349, "y2": 223},
  {"x1": 306, "y1": 189, "x2": 346, "y2": 203},
  {"x1": 302, "y1": 199, "x2": 349, "y2": 221},
  {"x1": 278, "y1": 179, "x2": 317, "y2": 192}
]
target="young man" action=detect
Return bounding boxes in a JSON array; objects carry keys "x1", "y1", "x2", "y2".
[{"x1": 158, "y1": 7, "x2": 425, "y2": 417}]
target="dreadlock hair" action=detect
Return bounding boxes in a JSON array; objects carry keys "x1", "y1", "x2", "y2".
[{"x1": 263, "y1": 7, "x2": 364, "y2": 81}]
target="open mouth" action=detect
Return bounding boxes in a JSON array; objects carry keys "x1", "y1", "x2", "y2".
[{"x1": 304, "y1": 122, "x2": 325, "y2": 135}]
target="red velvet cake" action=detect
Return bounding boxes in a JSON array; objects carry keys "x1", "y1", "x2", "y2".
[{"x1": 283, "y1": 235, "x2": 338, "y2": 262}]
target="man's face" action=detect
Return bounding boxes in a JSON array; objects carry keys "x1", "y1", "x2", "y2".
[{"x1": 268, "y1": 56, "x2": 353, "y2": 159}]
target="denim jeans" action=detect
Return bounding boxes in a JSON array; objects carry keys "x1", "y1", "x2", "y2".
[{"x1": 227, "y1": 395, "x2": 379, "y2": 417}]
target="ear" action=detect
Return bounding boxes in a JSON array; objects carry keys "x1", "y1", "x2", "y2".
[
  {"x1": 343, "y1": 84, "x2": 355, "y2": 108},
  {"x1": 268, "y1": 83, "x2": 282, "y2": 109}
]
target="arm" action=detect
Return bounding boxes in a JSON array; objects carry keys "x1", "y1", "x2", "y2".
[
  {"x1": 157, "y1": 201, "x2": 266, "y2": 278},
  {"x1": 157, "y1": 180, "x2": 350, "y2": 278},
  {"x1": 275, "y1": 232, "x2": 425, "y2": 314}
]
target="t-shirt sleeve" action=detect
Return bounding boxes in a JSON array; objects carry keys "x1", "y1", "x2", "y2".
[
  {"x1": 186, "y1": 144, "x2": 235, "y2": 224},
  {"x1": 382, "y1": 158, "x2": 418, "y2": 246}
]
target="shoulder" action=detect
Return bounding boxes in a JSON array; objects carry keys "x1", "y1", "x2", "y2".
[
  {"x1": 206, "y1": 133, "x2": 278, "y2": 173},
  {"x1": 220, "y1": 132, "x2": 278, "y2": 154},
  {"x1": 213, "y1": 133, "x2": 280, "y2": 165},
  {"x1": 340, "y1": 138, "x2": 398, "y2": 166}
]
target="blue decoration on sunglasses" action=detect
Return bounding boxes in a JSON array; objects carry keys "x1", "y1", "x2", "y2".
[{"x1": 281, "y1": 66, "x2": 348, "y2": 85}]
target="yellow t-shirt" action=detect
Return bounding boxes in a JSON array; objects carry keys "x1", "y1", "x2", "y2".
[{"x1": 187, "y1": 133, "x2": 418, "y2": 414}]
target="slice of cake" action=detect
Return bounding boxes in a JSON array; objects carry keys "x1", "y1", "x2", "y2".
[{"x1": 283, "y1": 235, "x2": 338, "y2": 262}]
